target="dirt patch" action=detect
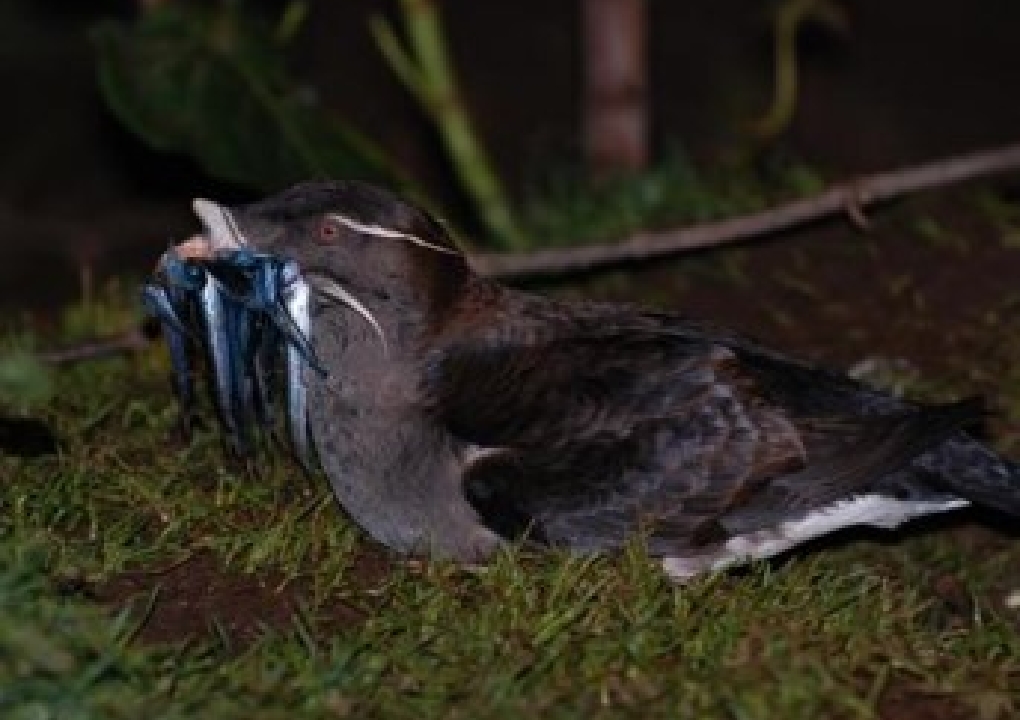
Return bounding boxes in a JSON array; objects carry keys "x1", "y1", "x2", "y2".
[
  {"x1": 632, "y1": 194, "x2": 1020, "y2": 380},
  {"x1": 878, "y1": 685, "x2": 979, "y2": 720},
  {"x1": 94, "y1": 550, "x2": 369, "y2": 649}
]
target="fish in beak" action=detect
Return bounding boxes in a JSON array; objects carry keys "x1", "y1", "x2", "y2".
[{"x1": 143, "y1": 198, "x2": 323, "y2": 470}]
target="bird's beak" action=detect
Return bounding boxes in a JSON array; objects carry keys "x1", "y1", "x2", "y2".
[
  {"x1": 192, "y1": 199, "x2": 247, "y2": 254},
  {"x1": 157, "y1": 199, "x2": 247, "y2": 269}
]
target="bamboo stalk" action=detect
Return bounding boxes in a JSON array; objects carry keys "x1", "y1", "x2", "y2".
[{"x1": 582, "y1": 0, "x2": 648, "y2": 174}]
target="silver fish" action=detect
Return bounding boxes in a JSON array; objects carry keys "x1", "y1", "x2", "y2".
[
  {"x1": 280, "y1": 260, "x2": 315, "y2": 470},
  {"x1": 146, "y1": 247, "x2": 326, "y2": 468}
]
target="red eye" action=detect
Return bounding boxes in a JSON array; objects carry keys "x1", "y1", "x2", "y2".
[{"x1": 317, "y1": 218, "x2": 340, "y2": 243}]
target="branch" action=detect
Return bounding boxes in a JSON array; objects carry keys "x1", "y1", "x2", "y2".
[
  {"x1": 38, "y1": 329, "x2": 150, "y2": 365},
  {"x1": 471, "y1": 142, "x2": 1020, "y2": 281}
]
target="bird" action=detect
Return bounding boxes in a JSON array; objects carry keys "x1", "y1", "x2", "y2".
[{"x1": 182, "y1": 180, "x2": 1020, "y2": 581}]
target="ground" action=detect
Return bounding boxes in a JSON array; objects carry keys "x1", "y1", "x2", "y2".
[{"x1": 2, "y1": 186, "x2": 1020, "y2": 718}]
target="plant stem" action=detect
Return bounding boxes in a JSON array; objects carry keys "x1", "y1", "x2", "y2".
[
  {"x1": 372, "y1": 0, "x2": 520, "y2": 248},
  {"x1": 749, "y1": 0, "x2": 846, "y2": 140}
]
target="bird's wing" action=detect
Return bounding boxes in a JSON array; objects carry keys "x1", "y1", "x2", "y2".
[
  {"x1": 433, "y1": 324, "x2": 751, "y2": 448},
  {"x1": 428, "y1": 310, "x2": 979, "y2": 551},
  {"x1": 429, "y1": 304, "x2": 902, "y2": 450}
]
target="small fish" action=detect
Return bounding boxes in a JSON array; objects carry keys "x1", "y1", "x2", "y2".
[
  {"x1": 280, "y1": 260, "x2": 316, "y2": 470},
  {"x1": 146, "y1": 247, "x2": 326, "y2": 467},
  {"x1": 141, "y1": 283, "x2": 197, "y2": 430},
  {"x1": 195, "y1": 268, "x2": 250, "y2": 455}
]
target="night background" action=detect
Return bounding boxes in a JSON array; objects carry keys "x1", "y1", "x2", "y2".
[
  {"x1": 7, "y1": 0, "x2": 1020, "y2": 309},
  {"x1": 1, "y1": 1, "x2": 1019, "y2": 717}
]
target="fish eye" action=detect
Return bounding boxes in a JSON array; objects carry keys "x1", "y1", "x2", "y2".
[{"x1": 317, "y1": 217, "x2": 341, "y2": 243}]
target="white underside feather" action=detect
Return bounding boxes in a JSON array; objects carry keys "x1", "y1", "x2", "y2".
[{"x1": 662, "y1": 494, "x2": 969, "y2": 582}]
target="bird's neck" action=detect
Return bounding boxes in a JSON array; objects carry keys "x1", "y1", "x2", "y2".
[{"x1": 305, "y1": 303, "x2": 499, "y2": 560}]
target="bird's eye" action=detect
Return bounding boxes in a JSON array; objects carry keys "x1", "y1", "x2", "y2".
[{"x1": 317, "y1": 218, "x2": 340, "y2": 244}]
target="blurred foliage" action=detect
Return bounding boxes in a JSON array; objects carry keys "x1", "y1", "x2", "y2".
[
  {"x1": 91, "y1": 2, "x2": 407, "y2": 194},
  {"x1": 519, "y1": 150, "x2": 824, "y2": 249},
  {"x1": 0, "y1": 278, "x2": 143, "y2": 413},
  {"x1": 0, "y1": 348, "x2": 52, "y2": 411},
  {"x1": 88, "y1": 1, "x2": 853, "y2": 254},
  {"x1": 371, "y1": 0, "x2": 521, "y2": 247},
  {"x1": 749, "y1": 0, "x2": 848, "y2": 140}
]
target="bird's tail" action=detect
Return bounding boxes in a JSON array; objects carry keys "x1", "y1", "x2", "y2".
[{"x1": 917, "y1": 432, "x2": 1020, "y2": 516}]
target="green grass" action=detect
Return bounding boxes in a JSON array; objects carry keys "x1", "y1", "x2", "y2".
[
  {"x1": 2, "y1": 461, "x2": 1018, "y2": 720},
  {"x1": 518, "y1": 150, "x2": 824, "y2": 250},
  {"x1": 2, "y1": 243, "x2": 1020, "y2": 718}
]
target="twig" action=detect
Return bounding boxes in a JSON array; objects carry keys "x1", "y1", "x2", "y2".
[
  {"x1": 471, "y1": 142, "x2": 1020, "y2": 281},
  {"x1": 39, "y1": 329, "x2": 150, "y2": 365}
]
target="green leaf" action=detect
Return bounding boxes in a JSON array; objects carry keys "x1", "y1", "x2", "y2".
[
  {"x1": 0, "y1": 349, "x2": 52, "y2": 409},
  {"x1": 274, "y1": 1, "x2": 308, "y2": 46},
  {"x1": 91, "y1": 4, "x2": 407, "y2": 193}
]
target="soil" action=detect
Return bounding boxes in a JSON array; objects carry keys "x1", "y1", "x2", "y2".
[
  {"x1": 629, "y1": 193, "x2": 1020, "y2": 381},
  {"x1": 878, "y1": 686, "x2": 975, "y2": 720},
  {"x1": 92, "y1": 550, "x2": 377, "y2": 649}
]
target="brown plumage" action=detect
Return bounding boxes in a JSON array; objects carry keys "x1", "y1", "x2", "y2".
[{"x1": 188, "y1": 181, "x2": 1020, "y2": 580}]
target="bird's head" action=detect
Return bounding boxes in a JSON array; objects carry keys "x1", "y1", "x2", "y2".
[{"x1": 183, "y1": 181, "x2": 475, "y2": 345}]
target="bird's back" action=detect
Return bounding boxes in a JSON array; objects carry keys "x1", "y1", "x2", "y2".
[{"x1": 431, "y1": 293, "x2": 1010, "y2": 566}]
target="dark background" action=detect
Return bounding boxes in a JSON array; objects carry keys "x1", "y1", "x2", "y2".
[{"x1": 3, "y1": 0, "x2": 1020, "y2": 311}]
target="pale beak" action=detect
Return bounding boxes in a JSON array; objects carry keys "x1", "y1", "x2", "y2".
[
  {"x1": 192, "y1": 199, "x2": 246, "y2": 254},
  {"x1": 156, "y1": 198, "x2": 246, "y2": 269}
]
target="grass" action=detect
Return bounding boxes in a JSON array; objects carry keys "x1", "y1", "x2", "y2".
[
  {"x1": 517, "y1": 149, "x2": 824, "y2": 250},
  {"x1": 1, "y1": 291, "x2": 1018, "y2": 719},
  {"x1": 3, "y1": 186, "x2": 1020, "y2": 717}
]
